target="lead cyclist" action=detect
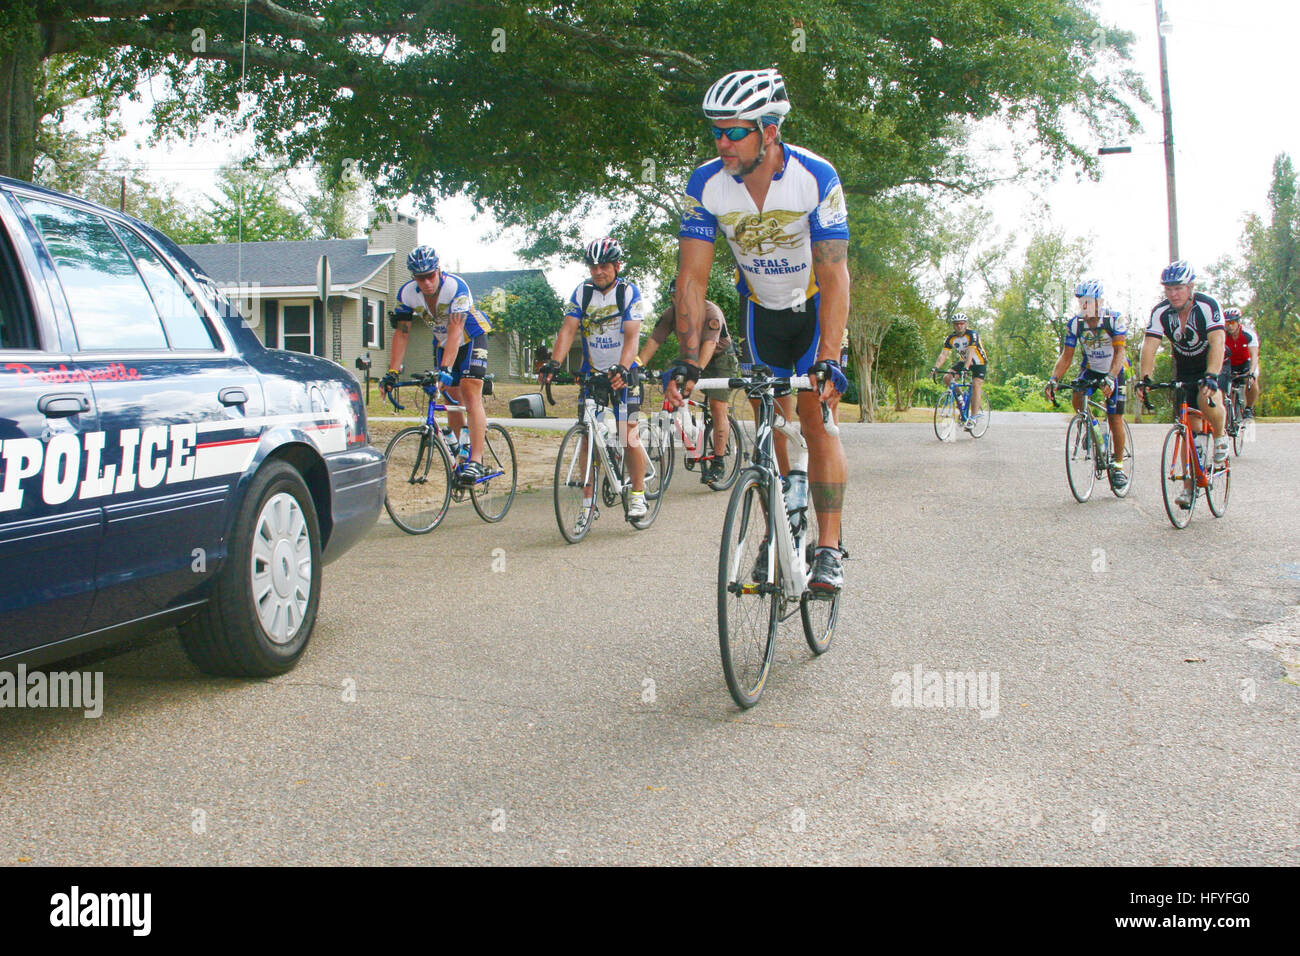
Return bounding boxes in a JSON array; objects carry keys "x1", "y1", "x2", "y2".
[{"x1": 671, "y1": 68, "x2": 850, "y2": 593}]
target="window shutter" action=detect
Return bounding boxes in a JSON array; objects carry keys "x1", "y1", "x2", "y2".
[
  {"x1": 361, "y1": 296, "x2": 370, "y2": 348},
  {"x1": 264, "y1": 299, "x2": 278, "y2": 348},
  {"x1": 312, "y1": 299, "x2": 325, "y2": 357}
]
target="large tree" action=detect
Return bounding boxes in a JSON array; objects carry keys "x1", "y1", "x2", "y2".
[
  {"x1": 7, "y1": 1, "x2": 1143, "y2": 239},
  {"x1": 1241, "y1": 153, "x2": 1300, "y2": 346},
  {"x1": 987, "y1": 226, "x2": 1091, "y2": 383}
]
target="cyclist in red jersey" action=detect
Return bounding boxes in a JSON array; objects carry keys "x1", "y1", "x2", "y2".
[{"x1": 1216, "y1": 309, "x2": 1260, "y2": 418}]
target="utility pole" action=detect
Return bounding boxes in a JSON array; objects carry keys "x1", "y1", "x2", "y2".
[{"x1": 1156, "y1": 0, "x2": 1179, "y2": 261}]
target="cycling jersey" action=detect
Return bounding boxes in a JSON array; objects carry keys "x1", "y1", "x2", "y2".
[
  {"x1": 1065, "y1": 312, "x2": 1127, "y2": 373},
  {"x1": 943, "y1": 328, "x2": 988, "y2": 365},
  {"x1": 678, "y1": 142, "x2": 850, "y2": 309},
  {"x1": 1223, "y1": 327, "x2": 1259, "y2": 368},
  {"x1": 393, "y1": 273, "x2": 493, "y2": 348},
  {"x1": 563, "y1": 278, "x2": 645, "y2": 371},
  {"x1": 1145, "y1": 292, "x2": 1224, "y2": 369}
]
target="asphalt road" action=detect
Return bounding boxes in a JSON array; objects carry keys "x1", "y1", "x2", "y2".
[{"x1": 2, "y1": 414, "x2": 1297, "y2": 865}]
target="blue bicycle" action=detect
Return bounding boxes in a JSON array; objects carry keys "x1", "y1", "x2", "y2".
[
  {"x1": 383, "y1": 372, "x2": 516, "y2": 533},
  {"x1": 933, "y1": 368, "x2": 990, "y2": 441}
]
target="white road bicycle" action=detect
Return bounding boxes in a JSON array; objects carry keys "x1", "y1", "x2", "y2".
[
  {"x1": 700, "y1": 371, "x2": 845, "y2": 708},
  {"x1": 552, "y1": 372, "x2": 669, "y2": 543}
]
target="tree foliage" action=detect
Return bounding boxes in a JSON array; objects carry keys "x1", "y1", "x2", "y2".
[{"x1": 9, "y1": 1, "x2": 1144, "y2": 246}]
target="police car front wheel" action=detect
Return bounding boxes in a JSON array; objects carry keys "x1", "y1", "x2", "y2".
[{"x1": 179, "y1": 460, "x2": 323, "y2": 677}]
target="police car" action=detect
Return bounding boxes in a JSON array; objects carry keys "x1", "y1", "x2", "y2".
[{"x1": 0, "y1": 176, "x2": 385, "y2": 676}]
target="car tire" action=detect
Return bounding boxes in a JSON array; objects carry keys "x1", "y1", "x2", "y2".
[{"x1": 179, "y1": 460, "x2": 322, "y2": 677}]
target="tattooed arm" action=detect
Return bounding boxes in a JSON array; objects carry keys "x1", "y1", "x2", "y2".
[
  {"x1": 675, "y1": 237, "x2": 715, "y2": 368},
  {"x1": 812, "y1": 238, "x2": 850, "y2": 400}
]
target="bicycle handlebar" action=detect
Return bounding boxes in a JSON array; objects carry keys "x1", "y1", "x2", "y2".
[{"x1": 1141, "y1": 380, "x2": 1217, "y2": 409}]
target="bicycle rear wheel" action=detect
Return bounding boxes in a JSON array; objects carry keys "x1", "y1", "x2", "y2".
[
  {"x1": 554, "y1": 423, "x2": 598, "y2": 543},
  {"x1": 1065, "y1": 416, "x2": 1095, "y2": 502},
  {"x1": 707, "y1": 418, "x2": 744, "y2": 492},
  {"x1": 718, "y1": 469, "x2": 778, "y2": 708},
  {"x1": 1230, "y1": 398, "x2": 1246, "y2": 457},
  {"x1": 640, "y1": 415, "x2": 674, "y2": 499},
  {"x1": 1206, "y1": 456, "x2": 1230, "y2": 516},
  {"x1": 630, "y1": 439, "x2": 665, "y2": 530},
  {"x1": 1109, "y1": 419, "x2": 1135, "y2": 498},
  {"x1": 970, "y1": 394, "x2": 991, "y2": 438},
  {"x1": 383, "y1": 427, "x2": 452, "y2": 534},
  {"x1": 934, "y1": 392, "x2": 958, "y2": 442},
  {"x1": 799, "y1": 503, "x2": 838, "y2": 655},
  {"x1": 1160, "y1": 426, "x2": 1193, "y2": 529},
  {"x1": 470, "y1": 423, "x2": 517, "y2": 522}
]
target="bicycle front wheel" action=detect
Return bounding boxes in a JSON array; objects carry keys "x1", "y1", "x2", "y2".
[
  {"x1": 1065, "y1": 416, "x2": 1095, "y2": 502},
  {"x1": 470, "y1": 424, "x2": 517, "y2": 522},
  {"x1": 1161, "y1": 427, "x2": 1194, "y2": 529},
  {"x1": 934, "y1": 392, "x2": 958, "y2": 442},
  {"x1": 718, "y1": 469, "x2": 778, "y2": 708},
  {"x1": 383, "y1": 427, "x2": 452, "y2": 534},
  {"x1": 708, "y1": 418, "x2": 744, "y2": 492},
  {"x1": 554, "y1": 423, "x2": 598, "y2": 543}
]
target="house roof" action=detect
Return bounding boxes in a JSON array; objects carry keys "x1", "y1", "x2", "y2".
[
  {"x1": 451, "y1": 269, "x2": 548, "y2": 300},
  {"x1": 180, "y1": 238, "x2": 392, "y2": 289}
]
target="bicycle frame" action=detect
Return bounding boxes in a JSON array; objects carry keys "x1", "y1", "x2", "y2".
[
  {"x1": 704, "y1": 375, "x2": 815, "y2": 603},
  {"x1": 1170, "y1": 402, "x2": 1215, "y2": 489},
  {"x1": 386, "y1": 378, "x2": 504, "y2": 485}
]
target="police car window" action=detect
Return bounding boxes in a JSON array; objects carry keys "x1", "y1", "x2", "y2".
[
  {"x1": 112, "y1": 225, "x2": 218, "y2": 349},
  {"x1": 20, "y1": 198, "x2": 168, "y2": 351},
  {"x1": 0, "y1": 222, "x2": 37, "y2": 349}
]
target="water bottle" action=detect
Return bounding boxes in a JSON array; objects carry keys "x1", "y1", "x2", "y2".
[
  {"x1": 457, "y1": 426, "x2": 471, "y2": 463},
  {"x1": 443, "y1": 426, "x2": 458, "y2": 456},
  {"x1": 785, "y1": 469, "x2": 809, "y2": 550},
  {"x1": 684, "y1": 410, "x2": 700, "y2": 451}
]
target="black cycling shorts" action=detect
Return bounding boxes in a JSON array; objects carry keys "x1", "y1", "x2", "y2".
[{"x1": 740, "y1": 294, "x2": 821, "y2": 396}]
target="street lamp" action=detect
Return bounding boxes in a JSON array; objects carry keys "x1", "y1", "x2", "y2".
[{"x1": 1156, "y1": 0, "x2": 1179, "y2": 261}]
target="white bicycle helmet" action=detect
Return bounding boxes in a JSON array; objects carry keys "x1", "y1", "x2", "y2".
[{"x1": 702, "y1": 69, "x2": 791, "y2": 124}]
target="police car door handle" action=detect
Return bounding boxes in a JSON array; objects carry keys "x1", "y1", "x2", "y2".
[
  {"x1": 218, "y1": 387, "x2": 248, "y2": 407},
  {"x1": 38, "y1": 393, "x2": 90, "y2": 418}
]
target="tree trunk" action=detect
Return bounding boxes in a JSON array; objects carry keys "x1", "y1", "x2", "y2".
[
  {"x1": 856, "y1": 348, "x2": 877, "y2": 422},
  {"x1": 0, "y1": 23, "x2": 41, "y2": 182}
]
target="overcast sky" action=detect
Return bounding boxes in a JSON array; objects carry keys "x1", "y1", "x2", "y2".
[{"x1": 109, "y1": 0, "x2": 1297, "y2": 312}]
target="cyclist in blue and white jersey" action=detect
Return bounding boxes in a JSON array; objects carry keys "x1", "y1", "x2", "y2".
[
  {"x1": 674, "y1": 68, "x2": 850, "y2": 593},
  {"x1": 1136, "y1": 260, "x2": 1228, "y2": 509},
  {"x1": 1045, "y1": 279, "x2": 1131, "y2": 490},
  {"x1": 378, "y1": 244, "x2": 494, "y2": 485},
  {"x1": 539, "y1": 236, "x2": 649, "y2": 521}
]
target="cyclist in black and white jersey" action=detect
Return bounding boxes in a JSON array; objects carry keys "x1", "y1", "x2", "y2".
[
  {"x1": 673, "y1": 68, "x2": 850, "y2": 593},
  {"x1": 1137, "y1": 260, "x2": 1228, "y2": 508}
]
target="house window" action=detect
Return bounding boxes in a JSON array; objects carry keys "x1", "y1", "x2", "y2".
[
  {"x1": 364, "y1": 298, "x2": 383, "y2": 349},
  {"x1": 281, "y1": 303, "x2": 312, "y2": 354}
]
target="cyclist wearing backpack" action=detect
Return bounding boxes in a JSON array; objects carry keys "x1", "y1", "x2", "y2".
[{"x1": 539, "y1": 237, "x2": 649, "y2": 518}]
